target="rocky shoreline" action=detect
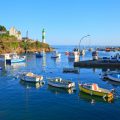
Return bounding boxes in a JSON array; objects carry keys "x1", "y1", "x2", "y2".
[{"x1": 0, "y1": 35, "x2": 53, "y2": 54}]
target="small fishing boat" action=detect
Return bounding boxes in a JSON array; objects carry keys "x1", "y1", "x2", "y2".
[
  {"x1": 88, "y1": 48, "x2": 93, "y2": 52},
  {"x1": 78, "y1": 83, "x2": 113, "y2": 98},
  {"x1": 11, "y1": 56, "x2": 26, "y2": 63},
  {"x1": 65, "y1": 51, "x2": 69, "y2": 55},
  {"x1": 63, "y1": 67, "x2": 79, "y2": 73},
  {"x1": 20, "y1": 72, "x2": 43, "y2": 82},
  {"x1": 68, "y1": 48, "x2": 80, "y2": 59},
  {"x1": 92, "y1": 51, "x2": 98, "y2": 60},
  {"x1": 10, "y1": 53, "x2": 26, "y2": 63},
  {"x1": 102, "y1": 72, "x2": 120, "y2": 83},
  {"x1": 47, "y1": 77, "x2": 75, "y2": 89},
  {"x1": 80, "y1": 49, "x2": 85, "y2": 56},
  {"x1": 51, "y1": 50, "x2": 61, "y2": 58},
  {"x1": 105, "y1": 47, "x2": 111, "y2": 52},
  {"x1": 35, "y1": 52, "x2": 43, "y2": 58}
]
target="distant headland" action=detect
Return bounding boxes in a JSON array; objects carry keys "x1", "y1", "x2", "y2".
[{"x1": 0, "y1": 25, "x2": 53, "y2": 54}]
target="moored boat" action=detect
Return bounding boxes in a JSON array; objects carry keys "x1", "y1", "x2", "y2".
[
  {"x1": 67, "y1": 48, "x2": 80, "y2": 60},
  {"x1": 102, "y1": 72, "x2": 120, "y2": 83},
  {"x1": 63, "y1": 67, "x2": 79, "y2": 73},
  {"x1": 10, "y1": 53, "x2": 26, "y2": 63},
  {"x1": 92, "y1": 51, "x2": 98, "y2": 60},
  {"x1": 78, "y1": 83, "x2": 113, "y2": 98},
  {"x1": 80, "y1": 49, "x2": 85, "y2": 56},
  {"x1": 47, "y1": 77, "x2": 75, "y2": 89},
  {"x1": 51, "y1": 50, "x2": 61, "y2": 58},
  {"x1": 20, "y1": 72, "x2": 43, "y2": 82},
  {"x1": 11, "y1": 57, "x2": 26, "y2": 63},
  {"x1": 0, "y1": 67, "x2": 2, "y2": 70},
  {"x1": 65, "y1": 51, "x2": 69, "y2": 55},
  {"x1": 35, "y1": 52, "x2": 43, "y2": 58}
]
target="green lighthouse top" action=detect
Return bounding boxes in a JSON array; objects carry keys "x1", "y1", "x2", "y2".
[{"x1": 42, "y1": 28, "x2": 45, "y2": 33}]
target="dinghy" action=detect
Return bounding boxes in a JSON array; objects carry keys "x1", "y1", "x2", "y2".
[
  {"x1": 51, "y1": 50, "x2": 61, "y2": 58},
  {"x1": 47, "y1": 77, "x2": 75, "y2": 89},
  {"x1": 35, "y1": 52, "x2": 43, "y2": 58},
  {"x1": 20, "y1": 72, "x2": 43, "y2": 82},
  {"x1": 78, "y1": 83, "x2": 113, "y2": 98},
  {"x1": 63, "y1": 67, "x2": 79, "y2": 73},
  {"x1": 10, "y1": 53, "x2": 26, "y2": 63},
  {"x1": 101, "y1": 71, "x2": 120, "y2": 82}
]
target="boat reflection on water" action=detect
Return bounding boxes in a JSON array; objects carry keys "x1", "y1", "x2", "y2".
[
  {"x1": 20, "y1": 80, "x2": 44, "y2": 89},
  {"x1": 52, "y1": 57, "x2": 61, "y2": 64},
  {"x1": 68, "y1": 57, "x2": 79, "y2": 63},
  {"x1": 107, "y1": 80, "x2": 120, "y2": 86},
  {"x1": 47, "y1": 85, "x2": 75, "y2": 95},
  {"x1": 79, "y1": 91, "x2": 114, "y2": 104},
  {"x1": 11, "y1": 62, "x2": 26, "y2": 68},
  {"x1": 42, "y1": 52, "x2": 46, "y2": 72}
]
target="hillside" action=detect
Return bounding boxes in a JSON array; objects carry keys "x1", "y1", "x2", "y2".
[{"x1": 0, "y1": 34, "x2": 52, "y2": 54}]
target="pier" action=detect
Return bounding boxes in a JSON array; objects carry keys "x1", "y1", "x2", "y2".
[{"x1": 74, "y1": 60, "x2": 120, "y2": 68}]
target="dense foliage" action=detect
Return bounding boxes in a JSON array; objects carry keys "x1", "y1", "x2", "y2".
[
  {"x1": 0, "y1": 25, "x2": 7, "y2": 31},
  {"x1": 0, "y1": 25, "x2": 51, "y2": 54},
  {"x1": 0, "y1": 35, "x2": 50, "y2": 54}
]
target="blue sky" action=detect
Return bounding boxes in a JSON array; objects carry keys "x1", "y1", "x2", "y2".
[{"x1": 0, "y1": 0, "x2": 120, "y2": 46}]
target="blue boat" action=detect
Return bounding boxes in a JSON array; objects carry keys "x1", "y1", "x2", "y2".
[
  {"x1": 35, "y1": 52, "x2": 43, "y2": 58},
  {"x1": 0, "y1": 67, "x2": 2, "y2": 70}
]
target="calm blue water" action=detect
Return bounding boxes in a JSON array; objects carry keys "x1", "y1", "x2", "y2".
[{"x1": 0, "y1": 46, "x2": 120, "y2": 120}]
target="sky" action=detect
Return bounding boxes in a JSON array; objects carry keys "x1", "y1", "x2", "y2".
[{"x1": 0, "y1": 0, "x2": 120, "y2": 46}]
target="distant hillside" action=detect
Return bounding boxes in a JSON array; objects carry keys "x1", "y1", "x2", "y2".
[{"x1": 0, "y1": 25, "x2": 52, "y2": 54}]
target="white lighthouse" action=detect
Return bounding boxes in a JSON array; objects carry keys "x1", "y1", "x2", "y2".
[{"x1": 42, "y1": 28, "x2": 45, "y2": 43}]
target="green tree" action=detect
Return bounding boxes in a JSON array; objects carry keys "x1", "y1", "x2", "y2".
[{"x1": 0, "y1": 25, "x2": 7, "y2": 31}]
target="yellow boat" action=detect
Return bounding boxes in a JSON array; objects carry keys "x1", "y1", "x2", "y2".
[{"x1": 78, "y1": 83, "x2": 113, "y2": 98}]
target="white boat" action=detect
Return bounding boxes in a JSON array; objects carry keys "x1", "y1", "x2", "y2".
[
  {"x1": 47, "y1": 77, "x2": 75, "y2": 88},
  {"x1": 80, "y1": 49, "x2": 85, "y2": 56},
  {"x1": 51, "y1": 51, "x2": 61, "y2": 58},
  {"x1": 107, "y1": 74, "x2": 120, "y2": 82},
  {"x1": 68, "y1": 48, "x2": 80, "y2": 59},
  {"x1": 10, "y1": 53, "x2": 26, "y2": 63},
  {"x1": 101, "y1": 71, "x2": 120, "y2": 82},
  {"x1": 92, "y1": 51, "x2": 98, "y2": 60},
  {"x1": 20, "y1": 72, "x2": 43, "y2": 82}
]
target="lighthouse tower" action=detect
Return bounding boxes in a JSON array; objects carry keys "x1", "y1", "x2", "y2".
[{"x1": 42, "y1": 28, "x2": 45, "y2": 43}]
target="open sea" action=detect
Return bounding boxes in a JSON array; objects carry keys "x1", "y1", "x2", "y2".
[{"x1": 0, "y1": 45, "x2": 120, "y2": 120}]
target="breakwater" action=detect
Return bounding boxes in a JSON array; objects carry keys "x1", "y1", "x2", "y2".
[{"x1": 74, "y1": 60, "x2": 120, "y2": 68}]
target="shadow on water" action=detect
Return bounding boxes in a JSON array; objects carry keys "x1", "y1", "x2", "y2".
[
  {"x1": 79, "y1": 91, "x2": 114, "y2": 104},
  {"x1": 20, "y1": 80, "x2": 44, "y2": 89},
  {"x1": 47, "y1": 85, "x2": 76, "y2": 95},
  {"x1": 103, "y1": 79, "x2": 120, "y2": 87}
]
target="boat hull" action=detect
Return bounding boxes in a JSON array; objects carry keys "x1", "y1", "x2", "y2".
[
  {"x1": 79, "y1": 84, "x2": 113, "y2": 98},
  {"x1": 20, "y1": 73, "x2": 43, "y2": 83},
  {"x1": 48, "y1": 79, "x2": 75, "y2": 89},
  {"x1": 11, "y1": 58, "x2": 26, "y2": 63},
  {"x1": 63, "y1": 68, "x2": 79, "y2": 73},
  {"x1": 48, "y1": 82, "x2": 72, "y2": 88},
  {"x1": 107, "y1": 75, "x2": 120, "y2": 82}
]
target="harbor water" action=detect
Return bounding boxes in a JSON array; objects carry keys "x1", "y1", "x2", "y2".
[{"x1": 0, "y1": 45, "x2": 120, "y2": 120}]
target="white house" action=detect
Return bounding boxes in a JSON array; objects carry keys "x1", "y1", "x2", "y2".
[{"x1": 9, "y1": 27, "x2": 22, "y2": 40}]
